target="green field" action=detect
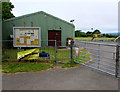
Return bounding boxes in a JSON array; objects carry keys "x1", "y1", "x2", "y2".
[{"x1": 75, "y1": 37, "x2": 115, "y2": 42}]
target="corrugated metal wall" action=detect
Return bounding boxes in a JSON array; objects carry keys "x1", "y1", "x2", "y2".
[{"x1": 2, "y1": 11, "x2": 75, "y2": 46}]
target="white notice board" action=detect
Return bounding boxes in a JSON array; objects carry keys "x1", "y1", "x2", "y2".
[{"x1": 13, "y1": 27, "x2": 41, "y2": 47}]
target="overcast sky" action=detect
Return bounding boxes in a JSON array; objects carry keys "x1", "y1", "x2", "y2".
[{"x1": 11, "y1": 0, "x2": 119, "y2": 33}]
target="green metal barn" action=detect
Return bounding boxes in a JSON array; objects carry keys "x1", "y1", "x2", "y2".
[{"x1": 2, "y1": 11, "x2": 75, "y2": 47}]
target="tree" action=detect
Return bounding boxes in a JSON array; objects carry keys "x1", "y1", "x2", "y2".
[
  {"x1": 92, "y1": 29, "x2": 101, "y2": 34},
  {"x1": 80, "y1": 32, "x2": 86, "y2": 37},
  {"x1": 86, "y1": 31, "x2": 93, "y2": 37},
  {"x1": 75, "y1": 30, "x2": 86, "y2": 37},
  {"x1": 104, "y1": 34, "x2": 117, "y2": 38},
  {"x1": 2, "y1": 2, "x2": 15, "y2": 20},
  {"x1": 86, "y1": 31, "x2": 93, "y2": 34},
  {"x1": 75, "y1": 30, "x2": 81, "y2": 37}
]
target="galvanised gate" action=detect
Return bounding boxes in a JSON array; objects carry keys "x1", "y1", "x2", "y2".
[{"x1": 72, "y1": 41, "x2": 120, "y2": 77}]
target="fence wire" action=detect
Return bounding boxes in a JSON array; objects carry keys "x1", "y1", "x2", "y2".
[
  {"x1": 2, "y1": 40, "x2": 57, "y2": 62},
  {"x1": 2, "y1": 40, "x2": 71, "y2": 63}
]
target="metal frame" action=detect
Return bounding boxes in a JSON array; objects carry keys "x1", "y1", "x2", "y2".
[
  {"x1": 115, "y1": 45, "x2": 120, "y2": 77},
  {"x1": 13, "y1": 27, "x2": 41, "y2": 47},
  {"x1": 72, "y1": 41, "x2": 120, "y2": 77}
]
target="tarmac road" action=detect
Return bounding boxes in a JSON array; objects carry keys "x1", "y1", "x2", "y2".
[{"x1": 2, "y1": 65, "x2": 118, "y2": 90}]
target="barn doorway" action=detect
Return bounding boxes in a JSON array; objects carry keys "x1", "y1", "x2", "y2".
[{"x1": 48, "y1": 30, "x2": 61, "y2": 46}]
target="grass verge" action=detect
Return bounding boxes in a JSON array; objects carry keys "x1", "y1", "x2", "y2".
[
  {"x1": 61, "y1": 62, "x2": 79, "y2": 68},
  {"x1": 73, "y1": 49, "x2": 91, "y2": 64},
  {"x1": 2, "y1": 48, "x2": 91, "y2": 73},
  {"x1": 75, "y1": 37, "x2": 115, "y2": 42},
  {"x1": 2, "y1": 62, "x2": 53, "y2": 73}
]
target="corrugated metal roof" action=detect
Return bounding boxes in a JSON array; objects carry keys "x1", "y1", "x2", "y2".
[{"x1": 3, "y1": 11, "x2": 75, "y2": 27}]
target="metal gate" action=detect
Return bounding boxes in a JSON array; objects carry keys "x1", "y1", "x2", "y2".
[{"x1": 73, "y1": 41, "x2": 120, "y2": 77}]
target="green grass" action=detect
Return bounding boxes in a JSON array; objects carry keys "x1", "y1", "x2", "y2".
[
  {"x1": 39, "y1": 48, "x2": 55, "y2": 61},
  {"x1": 39, "y1": 48, "x2": 71, "y2": 62},
  {"x1": 2, "y1": 49, "x2": 18, "y2": 61},
  {"x1": 57, "y1": 49, "x2": 70, "y2": 62},
  {"x1": 62, "y1": 62, "x2": 79, "y2": 68},
  {"x1": 2, "y1": 62, "x2": 53, "y2": 73},
  {"x1": 0, "y1": 65, "x2": 2, "y2": 73},
  {"x1": 75, "y1": 37, "x2": 115, "y2": 42},
  {"x1": 2, "y1": 48, "x2": 71, "y2": 62},
  {"x1": 2, "y1": 48, "x2": 70, "y2": 73},
  {"x1": 73, "y1": 49, "x2": 91, "y2": 64},
  {"x1": 61, "y1": 49, "x2": 91, "y2": 68},
  {"x1": 2, "y1": 48, "x2": 91, "y2": 73}
]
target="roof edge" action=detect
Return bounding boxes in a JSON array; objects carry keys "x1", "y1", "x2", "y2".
[
  {"x1": 41, "y1": 11, "x2": 75, "y2": 27},
  {"x1": 3, "y1": 11, "x2": 75, "y2": 27},
  {"x1": 3, "y1": 11, "x2": 42, "y2": 22}
]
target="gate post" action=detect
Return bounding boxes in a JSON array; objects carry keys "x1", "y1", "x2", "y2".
[
  {"x1": 70, "y1": 40, "x2": 74, "y2": 63},
  {"x1": 54, "y1": 40, "x2": 57, "y2": 63},
  {"x1": 115, "y1": 45, "x2": 119, "y2": 77}
]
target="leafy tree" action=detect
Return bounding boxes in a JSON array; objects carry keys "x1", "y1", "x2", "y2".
[
  {"x1": 2, "y1": 2, "x2": 15, "y2": 20},
  {"x1": 75, "y1": 30, "x2": 79, "y2": 37},
  {"x1": 86, "y1": 31, "x2": 93, "y2": 37},
  {"x1": 75, "y1": 30, "x2": 86, "y2": 37},
  {"x1": 92, "y1": 29, "x2": 101, "y2": 34},
  {"x1": 104, "y1": 34, "x2": 117, "y2": 38},
  {"x1": 75, "y1": 30, "x2": 81, "y2": 37},
  {"x1": 80, "y1": 32, "x2": 87, "y2": 37},
  {"x1": 86, "y1": 31, "x2": 92, "y2": 34}
]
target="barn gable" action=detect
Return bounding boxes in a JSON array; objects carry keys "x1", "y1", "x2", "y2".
[{"x1": 2, "y1": 11, "x2": 75, "y2": 46}]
